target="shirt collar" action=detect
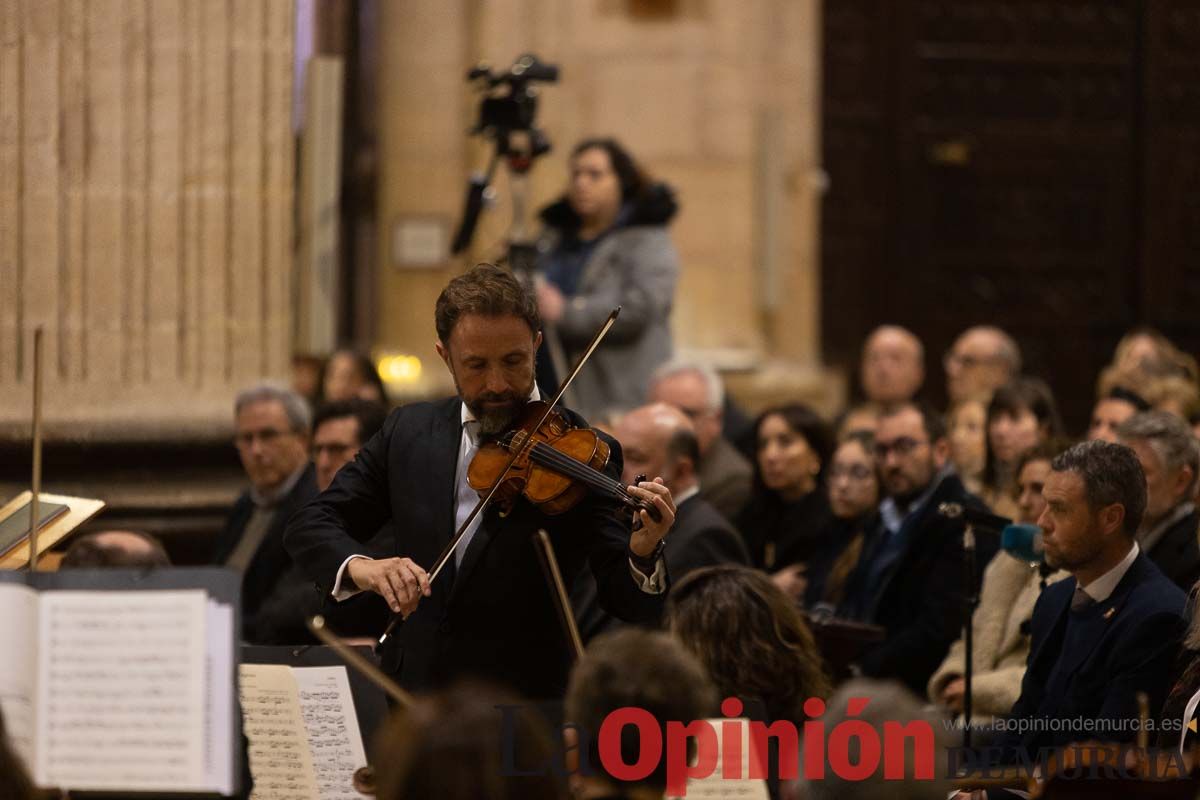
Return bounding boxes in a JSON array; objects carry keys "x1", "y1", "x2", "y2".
[
  {"x1": 673, "y1": 485, "x2": 700, "y2": 507},
  {"x1": 249, "y1": 463, "x2": 308, "y2": 508},
  {"x1": 1141, "y1": 501, "x2": 1195, "y2": 553},
  {"x1": 1080, "y1": 540, "x2": 1140, "y2": 603}
]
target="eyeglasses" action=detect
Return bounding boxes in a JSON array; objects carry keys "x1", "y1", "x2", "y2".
[
  {"x1": 234, "y1": 428, "x2": 294, "y2": 447},
  {"x1": 873, "y1": 437, "x2": 929, "y2": 459},
  {"x1": 829, "y1": 463, "x2": 874, "y2": 481}
]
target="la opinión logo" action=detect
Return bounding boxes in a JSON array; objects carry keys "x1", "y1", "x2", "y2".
[{"x1": 500, "y1": 696, "x2": 938, "y2": 796}]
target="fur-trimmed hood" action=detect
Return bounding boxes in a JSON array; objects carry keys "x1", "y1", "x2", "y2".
[{"x1": 538, "y1": 182, "x2": 678, "y2": 232}]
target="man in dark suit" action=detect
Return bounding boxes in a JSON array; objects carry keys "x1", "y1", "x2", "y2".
[
  {"x1": 573, "y1": 403, "x2": 750, "y2": 640},
  {"x1": 839, "y1": 402, "x2": 996, "y2": 694},
  {"x1": 211, "y1": 384, "x2": 317, "y2": 643},
  {"x1": 955, "y1": 441, "x2": 1187, "y2": 799},
  {"x1": 1117, "y1": 410, "x2": 1200, "y2": 591},
  {"x1": 285, "y1": 265, "x2": 675, "y2": 700}
]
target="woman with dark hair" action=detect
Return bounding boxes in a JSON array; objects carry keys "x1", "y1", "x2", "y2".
[
  {"x1": 980, "y1": 376, "x2": 1062, "y2": 517},
  {"x1": 803, "y1": 432, "x2": 881, "y2": 608},
  {"x1": 735, "y1": 404, "x2": 835, "y2": 598},
  {"x1": 534, "y1": 137, "x2": 679, "y2": 418},
  {"x1": 322, "y1": 349, "x2": 388, "y2": 405},
  {"x1": 667, "y1": 565, "x2": 830, "y2": 800}
]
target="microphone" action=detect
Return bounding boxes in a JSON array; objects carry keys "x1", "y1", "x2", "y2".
[{"x1": 938, "y1": 503, "x2": 1045, "y2": 563}]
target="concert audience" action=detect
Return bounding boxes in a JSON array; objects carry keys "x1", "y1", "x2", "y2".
[
  {"x1": 322, "y1": 349, "x2": 388, "y2": 405},
  {"x1": 834, "y1": 402, "x2": 880, "y2": 441},
  {"x1": 804, "y1": 432, "x2": 880, "y2": 608},
  {"x1": 946, "y1": 399, "x2": 987, "y2": 496},
  {"x1": 979, "y1": 377, "x2": 1063, "y2": 518},
  {"x1": 534, "y1": 137, "x2": 679, "y2": 419},
  {"x1": 59, "y1": 529, "x2": 171, "y2": 569},
  {"x1": 1087, "y1": 386, "x2": 1150, "y2": 443},
  {"x1": 858, "y1": 325, "x2": 925, "y2": 410},
  {"x1": 928, "y1": 441, "x2": 1069, "y2": 727},
  {"x1": 1116, "y1": 411, "x2": 1200, "y2": 590},
  {"x1": 943, "y1": 326, "x2": 1022, "y2": 405},
  {"x1": 564, "y1": 628, "x2": 716, "y2": 800},
  {"x1": 991, "y1": 441, "x2": 1186, "y2": 766},
  {"x1": 210, "y1": 384, "x2": 317, "y2": 643},
  {"x1": 648, "y1": 360, "x2": 754, "y2": 522},
  {"x1": 373, "y1": 682, "x2": 566, "y2": 800},
  {"x1": 838, "y1": 402, "x2": 995, "y2": 694},
  {"x1": 735, "y1": 404, "x2": 835, "y2": 584}
]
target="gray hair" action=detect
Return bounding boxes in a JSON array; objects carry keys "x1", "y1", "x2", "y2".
[
  {"x1": 234, "y1": 383, "x2": 312, "y2": 434},
  {"x1": 1116, "y1": 410, "x2": 1200, "y2": 499},
  {"x1": 651, "y1": 359, "x2": 724, "y2": 412},
  {"x1": 800, "y1": 679, "x2": 951, "y2": 800},
  {"x1": 1050, "y1": 440, "x2": 1146, "y2": 536}
]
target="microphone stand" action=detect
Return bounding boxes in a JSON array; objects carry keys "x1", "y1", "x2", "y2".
[{"x1": 962, "y1": 521, "x2": 978, "y2": 750}]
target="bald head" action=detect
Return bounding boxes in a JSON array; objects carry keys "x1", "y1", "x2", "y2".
[
  {"x1": 613, "y1": 403, "x2": 700, "y2": 496},
  {"x1": 60, "y1": 530, "x2": 171, "y2": 570},
  {"x1": 945, "y1": 325, "x2": 1021, "y2": 404},
  {"x1": 860, "y1": 325, "x2": 925, "y2": 407}
]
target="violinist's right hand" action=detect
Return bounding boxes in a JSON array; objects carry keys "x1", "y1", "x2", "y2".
[{"x1": 347, "y1": 557, "x2": 431, "y2": 616}]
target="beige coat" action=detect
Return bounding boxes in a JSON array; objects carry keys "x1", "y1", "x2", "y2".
[{"x1": 928, "y1": 551, "x2": 1068, "y2": 718}]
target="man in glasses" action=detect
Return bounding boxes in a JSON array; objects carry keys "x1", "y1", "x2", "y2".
[
  {"x1": 944, "y1": 325, "x2": 1022, "y2": 405},
  {"x1": 838, "y1": 401, "x2": 994, "y2": 694},
  {"x1": 212, "y1": 384, "x2": 316, "y2": 642}
]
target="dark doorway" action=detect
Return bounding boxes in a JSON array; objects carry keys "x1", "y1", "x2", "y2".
[{"x1": 821, "y1": 0, "x2": 1200, "y2": 432}]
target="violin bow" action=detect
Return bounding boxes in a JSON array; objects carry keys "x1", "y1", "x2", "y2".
[
  {"x1": 532, "y1": 529, "x2": 585, "y2": 662},
  {"x1": 379, "y1": 307, "x2": 621, "y2": 644}
]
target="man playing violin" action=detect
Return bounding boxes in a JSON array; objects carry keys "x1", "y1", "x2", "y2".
[{"x1": 285, "y1": 264, "x2": 675, "y2": 699}]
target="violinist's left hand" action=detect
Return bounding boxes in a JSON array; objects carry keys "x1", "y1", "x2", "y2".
[{"x1": 627, "y1": 477, "x2": 675, "y2": 556}]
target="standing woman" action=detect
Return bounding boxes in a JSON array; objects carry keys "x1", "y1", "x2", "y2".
[
  {"x1": 534, "y1": 138, "x2": 679, "y2": 419},
  {"x1": 736, "y1": 404, "x2": 835, "y2": 597}
]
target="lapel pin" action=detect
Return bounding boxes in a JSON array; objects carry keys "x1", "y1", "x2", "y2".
[{"x1": 1103, "y1": 607, "x2": 1116, "y2": 620}]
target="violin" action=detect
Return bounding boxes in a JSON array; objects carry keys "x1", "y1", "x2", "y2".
[{"x1": 467, "y1": 400, "x2": 662, "y2": 522}]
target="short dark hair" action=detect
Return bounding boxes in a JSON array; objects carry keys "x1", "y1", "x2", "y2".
[
  {"x1": 880, "y1": 401, "x2": 946, "y2": 443},
  {"x1": 313, "y1": 398, "x2": 388, "y2": 446},
  {"x1": 1105, "y1": 385, "x2": 1151, "y2": 412},
  {"x1": 571, "y1": 137, "x2": 648, "y2": 203},
  {"x1": 1014, "y1": 437, "x2": 1072, "y2": 476},
  {"x1": 60, "y1": 531, "x2": 171, "y2": 569},
  {"x1": 565, "y1": 628, "x2": 716, "y2": 793},
  {"x1": 1050, "y1": 440, "x2": 1146, "y2": 536},
  {"x1": 664, "y1": 426, "x2": 700, "y2": 467},
  {"x1": 434, "y1": 263, "x2": 540, "y2": 345}
]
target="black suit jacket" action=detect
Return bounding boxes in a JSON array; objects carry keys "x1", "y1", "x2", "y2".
[
  {"x1": 998, "y1": 552, "x2": 1186, "y2": 761},
  {"x1": 844, "y1": 473, "x2": 997, "y2": 694},
  {"x1": 1144, "y1": 505, "x2": 1200, "y2": 592},
  {"x1": 572, "y1": 493, "x2": 750, "y2": 641},
  {"x1": 284, "y1": 399, "x2": 665, "y2": 699},
  {"x1": 211, "y1": 463, "x2": 319, "y2": 642}
]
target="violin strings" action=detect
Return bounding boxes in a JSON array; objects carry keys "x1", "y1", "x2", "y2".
[{"x1": 520, "y1": 441, "x2": 643, "y2": 506}]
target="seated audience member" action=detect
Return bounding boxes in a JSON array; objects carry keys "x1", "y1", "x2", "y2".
[
  {"x1": 59, "y1": 530, "x2": 171, "y2": 569},
  {"x1": 374, "y1": 682, "x2": 565, "y2": 800},
  {"x1": 947, "y1": 399, "x2": 988, "y2": 496},
  {"x1": 859, "y1": 324, "x2": 925, "y2": 410},
  {"x1": 565, "y1": 628, "x2": 716, "y2": 800},
  {"x1": 322, "y1": 349, "x2": 388, "y2": 405},
  {"x1": 944, "y1": 326, "x2": 1022, "y2": 405},
  {"x1": 1157, "y1": 593, "x2": 1200, "y2": 754},
  {"x1": 1087, "y1": 386, "x2": 1150, "y2": 443},
  {"x1": 290, "y1": 353, "x2": 324, "y2": 407},
  {"x1": 979, "y1": 377, "x2": 1063, "y2": 518},
  {"x1": 256, "y1": 399, "x2": 393, "y2": 643},
  {"x1": 804, "y1": 432, "x2": 881, "y2": 607},
  {"x1": 1144, "y1": 374, "x2": 1200, "y2": 423},
  {"x1": 735, "y1": 404, "x2": 834, "y2": 578},
  {"x1": 0, "y1": 708, "x2": 36, "y2": 800},
  {"x1": 572, "y1": 403, "x2": 749, "y2": 640},
  {"x1": 667, "y1": 565, "x2": 830, "y2": 800},
  {"x1": 991, "y1": 441, "x2": 1186, "y2": 765},
  {"x1": 838, "y1": 402, "x2": 995, "y2": 694},
  {"x1": 1116, "y1": 411, "x2": 1200, "y2": 590},
  {"x1": 928, "y1": 442, "x2": 1069, "y2": 725},
  {"x1": 211, "y1": 384, "x2": 316, "y2": 643},
  {"x1": 1098, "y1": 327, "x2": 1199, "y2": 398},
  {"x1": 801, "y1": 679, "x2": 953, "y2": 800},
  {"x1": 834, "y1": 402, "x2": 880, "y2": 441},
  {"x1": 648, "y1": 360, "x2": 754, "y2": 521}
]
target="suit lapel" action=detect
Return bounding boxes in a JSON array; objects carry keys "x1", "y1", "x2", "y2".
[
  {"x1": 1052, "y1": 556, "x2": 1146, "y2": 680},
  {"x1": 430, "y1": 400, "x2": 465, "y2": 565},
  {"x1": 450, "y1": 505, "x2": 504, "y2": 604}
]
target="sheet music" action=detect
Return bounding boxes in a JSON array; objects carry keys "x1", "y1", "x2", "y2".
[
  {"x1": 0, "y1": 583, "x2": 39, "y2": 775},
  {"x1": 239, "y1": 664, "x2": 319, "y2": 800},
  {"x1": 292, "y1": 666, "x2": 369, "y2": 800},
  {"x1": 206, "y1": 598, "x2": 235, "y2": 796},
  {"x1": 35, "y1": 589, "x2": 210, "y2": 791},
  {"x1": 669, "y1": 718, "x2": 770, "y2": 800}
]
